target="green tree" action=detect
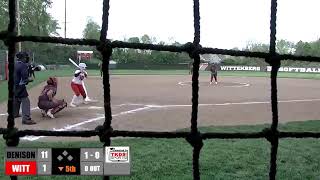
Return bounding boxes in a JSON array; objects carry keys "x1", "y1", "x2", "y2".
[
  {"x1": 244, "y1": 42, "x2": 269, "y2": 52},
  {"x1": 276, "y1": 39, "x2": 295, "y2": 54},
  {"x1": 0, "y1": 0, "x2": 60, "y2": 59},
  {"x1": 127, "y1": 37, "x2": 140, "y2": 43},
  {"x1": 0, "y1": 0, "x2": 8, "y2": 31},
  {"x1": 140, "y1": 34, "x2": 152, "y2": 44},
  {"x1": 294, "y1": 41, "x2": 305, "y2": 56},
  {"x1": 0, "y1": 0, "x2": 59, "y2": 36},
  {"x1": 158, "y1": 41, "x2": 166, "y2": 45},
  {"x1": 20, "y1": 0, "x2": 60, "y2": 36},
  {"x1": 172, "y1": 41, "x2": 182, "y2": 46},
  {"x1": 309, "y1": 39, "x2": 320, "y2": 57},
  {"x1": 126, "y1": 37, "x2": 141, "y2": 61},
  {"x1": 82, "y1": 17, "x2": 101, "y2": 39},
  {"x1": 140, "y1": 34, "x2": 153, "y2": 54},
  {"x1": 295, "y1": 41, "x2": 312, "y2": 56}
]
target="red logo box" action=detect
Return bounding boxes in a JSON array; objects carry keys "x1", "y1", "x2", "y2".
[
  {"x1": 105, "y1": 147, "x2": 130, "y2": 163},
  {"x1": 5, "y1": 161, "x2": 37, "y2": 176}
]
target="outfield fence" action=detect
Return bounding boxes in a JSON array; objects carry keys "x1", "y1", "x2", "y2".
[{"x1": 1, "y1": 0, "x2": 320, "y2": 180}]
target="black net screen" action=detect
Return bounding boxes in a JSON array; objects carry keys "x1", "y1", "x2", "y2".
[{"x1": 0, "y1": 0, "x2": 320, "y2": 179}]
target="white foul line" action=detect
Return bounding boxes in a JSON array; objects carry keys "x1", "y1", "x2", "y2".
[
  {"x1": 0, "y1": 107, "x2": 39, "y2": 116},
  {"x1": 0, "y1": 106, "x2": 103, "y2": 116},
  {"x1": 21, "y1": 106, "x2": 153, "y2": 141},
  {"x1": 124, "y1": 98, "x2": 320, "y2": 108}
]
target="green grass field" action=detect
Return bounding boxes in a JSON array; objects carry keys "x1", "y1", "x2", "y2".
[
  {"x1": 0, "y1": 120, "x2": 319, "y2": 179},
  {"x1": 1, "y1": 69, "x2": 320, "y2": 103}
]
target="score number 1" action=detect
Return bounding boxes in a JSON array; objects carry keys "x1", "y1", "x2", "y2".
[
  {"x1": 84, "y1": 152, "x2": 100, "y2": 160},
  {"x1": 42, "y1": 164, "x2": 47, "y2": 172}
]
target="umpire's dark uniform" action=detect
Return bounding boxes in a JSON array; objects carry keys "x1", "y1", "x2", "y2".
[{"x1": 14, "y1": 52, "x2": 36, "y2": 125}]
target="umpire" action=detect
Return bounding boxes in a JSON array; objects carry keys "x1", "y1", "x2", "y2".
[{"x1": 14, "y1": 52, "x2": 36, "y2": 125}]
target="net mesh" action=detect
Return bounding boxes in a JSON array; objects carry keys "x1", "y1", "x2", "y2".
[{"x1": 0, "y1": 0, "x2": 320, "y2": 179}]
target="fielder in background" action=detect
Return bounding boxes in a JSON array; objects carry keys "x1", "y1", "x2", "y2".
[
  {"x1": 210, "y1": 63, "x2": 219, "y2": 85},
  {"x1": 98, "y1": 62, "x2": 103, "y2": 77},
  {"x1": 70, "y1": 63, "x2": 89, "y2": 107},
  {"x1": 38, "y1": 77, "x2": 67, "y2": 118},
  {"x1": 189, "y1": 61, "x2": 193, "y2": 75}
]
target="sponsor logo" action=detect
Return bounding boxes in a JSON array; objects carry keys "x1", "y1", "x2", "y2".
[{"x1": 105, "y1": 147, "x2": 129, "y2": 163}]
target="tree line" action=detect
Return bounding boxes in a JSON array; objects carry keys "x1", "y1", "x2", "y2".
[
  {"x1": 0, "y1": 0, "x2": 320, "y2": 68},
  {"x1": 225, "y1": 39, "x2": 320, "y2": 67}
]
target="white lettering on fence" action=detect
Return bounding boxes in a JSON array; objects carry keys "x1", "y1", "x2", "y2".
[
  {"x1": 219, "y1": 66, "x2": 261, "y2": 71},
  {"x1": 219, "y1": 66, "x2": 320, "y2": 73}
]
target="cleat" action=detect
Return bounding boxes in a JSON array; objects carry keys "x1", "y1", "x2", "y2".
[
  {"x1": 22, "y1": 119, "x2": 36, "y2": 125},
  {"x1": 70, "y1": 95, "x2": 80, "y2": 107},
  {"x1": 40, "y1": 110, "x2": 47, "y2": 117},
  {"x1": 83, "y1": 100, "x2": 89, "y2": 104},
  {"x1": 46, "y1": 109, "x2": 55, "y2": 119},
  {"x1": 14, "y1": 114, "x2": 21, "y2": 118},
  {"x1": 69, "y1": 103, "x2": 77, "y2": 107}
]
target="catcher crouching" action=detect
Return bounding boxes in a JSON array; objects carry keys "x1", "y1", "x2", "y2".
[{"x1": 38, "y1": 77, "x2": 67, "y2": 118}]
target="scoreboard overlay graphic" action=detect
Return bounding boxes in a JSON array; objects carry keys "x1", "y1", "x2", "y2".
[{"x1": 5, "y1": 147, "x2": 130, "y2": 176}]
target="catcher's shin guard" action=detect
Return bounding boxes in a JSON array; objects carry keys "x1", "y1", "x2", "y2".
[{"x1": 52, "y1": 102, "x2": 67, "y2": 115}]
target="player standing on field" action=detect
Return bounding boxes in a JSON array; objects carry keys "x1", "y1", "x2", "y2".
[
  {"x1": 189, "y1": 61, "x2": 193, "y2": 75},
  {"x1": 70, "y1": 63, "x2": 89, "y2": 107},
  {"x1": 98, "y1": 62, "x2": 103, "y2": 77},
  {"x1": 210, "y1": 63, "x2": 219, "y2": 85}
]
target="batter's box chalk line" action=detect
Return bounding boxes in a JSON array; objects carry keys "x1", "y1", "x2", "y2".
[
  {"x1": 0, "y1": 106, "x2": 103, "y2": 117},
  {"x1": 20, "y1": 105, "x2": 154, "y2": 141},
  {"x1": 0, "y1": 107, "x2": 39, "y2": 116}
]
